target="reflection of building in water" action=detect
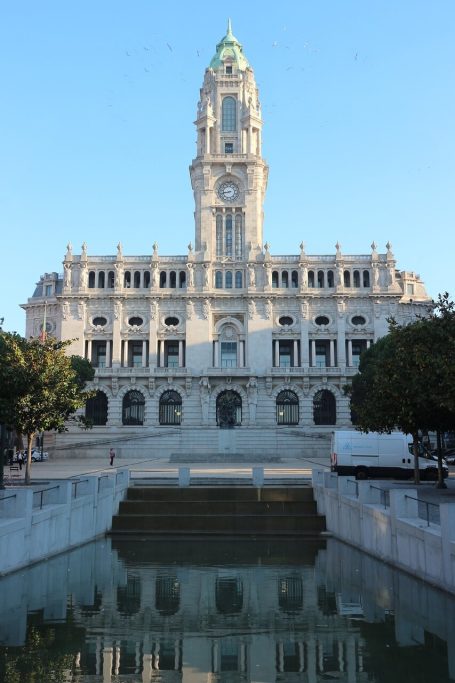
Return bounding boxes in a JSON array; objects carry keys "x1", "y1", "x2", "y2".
[
  {"x1": 69, "y1": 556, "x2": 370, "y2": 682},
  {"x1": 1, "y1": 538, "x2": 455, "y2": 681}
]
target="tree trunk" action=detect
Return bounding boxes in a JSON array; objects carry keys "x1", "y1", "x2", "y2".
[
  {"x1": 413, "y1": 433, "x2": 420, "y2": 484},
  {"x1": 436, "y1": 429, "x2": 447, "y2": 489},
  {"x1": 25, "y1": 433, "x2": 34, "y2": 485}
]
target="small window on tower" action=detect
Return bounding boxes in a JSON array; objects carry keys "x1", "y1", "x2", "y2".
[
  {"x1": 226, "y1": 65, "x2": 232, "y2": 74},
  {"x1": 225, "y1": 143, "x2": 234, "y2": 154}
]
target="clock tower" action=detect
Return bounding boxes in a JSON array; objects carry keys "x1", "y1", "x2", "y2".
[{"x1": 190, "y1": 21, "x2": 269, "y2": 263}]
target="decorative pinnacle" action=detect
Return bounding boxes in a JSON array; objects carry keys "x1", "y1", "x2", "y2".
[
  {"x1": 227, "y1": 18, "x2": 233, "y2": 36},
  {"x1": 371, "y1": 241, "x2": 377, "y2": 252}
]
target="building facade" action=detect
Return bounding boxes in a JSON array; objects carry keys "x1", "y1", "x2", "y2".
[{"x1": 22, "y1": 23, "x2": 431, "y2": 459}]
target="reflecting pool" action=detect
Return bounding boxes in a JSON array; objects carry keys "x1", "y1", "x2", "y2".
[{"x1": 0, "y1": 536, "x2": 454, "y2": 682}]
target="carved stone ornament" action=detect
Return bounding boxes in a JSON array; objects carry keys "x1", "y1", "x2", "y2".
[
  {"x1": 186, "y1": 299, "x2": 195, "y2": 320},
  {"x1": 62, "y1": 301, "x2": 70, "y2": 320},
  {"x1": 202, "y1": 299, "x2": 210, "y2": 320}
]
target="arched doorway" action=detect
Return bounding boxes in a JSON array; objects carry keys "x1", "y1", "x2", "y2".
[
  {"x1": 216, "y1": 390, "x2": 242, "y2": 428},
  {"x1": 313, "y1": 390, "x2": 336, "y2": 425}
]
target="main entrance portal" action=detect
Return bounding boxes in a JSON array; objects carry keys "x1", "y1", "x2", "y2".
[{"x1": 216, "y1": 391, "x2": 242, "y2": 428}]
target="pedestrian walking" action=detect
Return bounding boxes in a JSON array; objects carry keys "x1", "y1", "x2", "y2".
[
  {"x1": 109, "y1": 448, "x2": 115, "y2": 466},
  {"x1": 17, "y1": 451, "x2": 23, "y2": 470}
]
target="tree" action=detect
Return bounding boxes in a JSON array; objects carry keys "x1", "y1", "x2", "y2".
[
  {"x1": 0, "y1": 333, "x2": 94, "y2": 484},
  {"x1": 346, "y1": 296, "x2": 455, "y2": 484}
]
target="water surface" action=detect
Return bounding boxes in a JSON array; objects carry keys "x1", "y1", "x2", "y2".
[{"x1": 0, "y1": 536, "x2": 454, "y2": 682}]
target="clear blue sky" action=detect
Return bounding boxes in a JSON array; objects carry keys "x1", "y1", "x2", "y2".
[{"x1": 1, "y1": 1, "x2": 454, "y2": 334}]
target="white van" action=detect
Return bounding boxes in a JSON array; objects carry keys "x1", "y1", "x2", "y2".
[{"x1": 331, "y1": 430, "x2": 448, "y2": 480}]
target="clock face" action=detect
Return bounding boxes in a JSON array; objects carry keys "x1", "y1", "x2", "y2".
[{"x1": 218, "y1": 181, "x2": 240, "y2": 202}]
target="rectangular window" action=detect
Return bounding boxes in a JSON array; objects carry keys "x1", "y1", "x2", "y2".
[
  {"x1": 221, "y1": 342, "x2": 237, "y2": 368},
  {"x1": 406, "y1": 283, "x2": 414, "y2": 295},
  {"x1": 225, "y1": 142, "x2": 233, "y2": 154},
  {"x1": 225, "y1": 65, "x2": 233, "y2": 74},
  {"x1": 165, "y1": 341, "x2": 179, "y2": 368},
  {"x1": 279, "y1": 341, "x2": 292, "y2": 368},
  {"x1": 131, "y1": 342, "x2": 143, "y2": 368},
  {"x1": 315, "y1": 342, "x2": 328, "y2": 368},
  {"x1": 93, "y1": 341, "x2": 107, "y2": 368},
  {"x1": 45, "y1": 284, "x2": 52, "y2": 296}
]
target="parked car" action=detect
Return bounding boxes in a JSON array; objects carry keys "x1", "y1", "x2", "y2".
[
  {"x1": 31, "y1": 449, "x2": 48, "y2": 462},
  {"x1": 443, "y1": 450, "x2": 455, "y2": 466}
]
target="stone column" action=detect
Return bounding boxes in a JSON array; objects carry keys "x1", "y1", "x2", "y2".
[
  {"x1": 142, "y1": 341, "x2": 147, "y2": 368},
  {"x1": 274, "y1": 340, "x2": 280, "y2": 367},
  {"x1": 86, "y1": 340, "x2": 92, "y2": 363},
  {"x1": 293, "y1": 340, "x2": 299, "y2": 367},
  {"x1": 106, "y1": 340, "x2": 111, "y2": 368},
  {"x1": 239, "y1": 341, "x2": 245, "y2": 367},
  {"x1": 178, "y1": 340, "x2": 184, "y2": 367},
  {"x1": 330, "y1": 340, "x2": 335, "y2": 367},
  {"x1": 123, "y1": 340, "x2": 129, "y2": 368},
  {"x1": 214, "y1": 340, "x2": 219, "y2": 368},
  {"x1": 311, "y1": 340, "x2": 316, "y2": 367},
  {"x1": 347, "y1": 340, "x2": 353, "y2": 367}
]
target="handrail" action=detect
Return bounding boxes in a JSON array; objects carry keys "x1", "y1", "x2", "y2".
[
  {"x1": 0, "y1": 494, "x2": 17, "y2": 502},
  {"x1": 369, "y1": 484, "x2": 390, "y2": 509},
  {"x1": 97, "y1": 475, "x2": 109, "y2": 492},
  {"x1": 33, "y1": 485, "x2": 60, "y2": 510},
  {"x1": 71, "y1": 478, "x2": 89, "y2": 498},
  {"x1": 404, "y1": 494, "x2": 440, "y2": 526},
  {"x1": 346, "y1": 479, "x2": 359, "y2": 497}
]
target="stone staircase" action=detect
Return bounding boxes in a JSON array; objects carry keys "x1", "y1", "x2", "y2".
[{"x1": 110, "y1": 486, "x2": 326, "y2": 536}]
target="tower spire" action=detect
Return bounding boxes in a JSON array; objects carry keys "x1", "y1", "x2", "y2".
[{"x1": 227, "y1": 18, "x2": 233, "y2": 37}]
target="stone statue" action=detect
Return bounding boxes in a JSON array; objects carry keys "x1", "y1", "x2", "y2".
[
  {"x1": 81, "y1": 242, "x2": 87, "y2": 259},
  {"x1": 187, "y1": 263, "x2": 194, "y2": 287},
  {"x1": 79, "y1": 263, "x2": 87, "y2": 289},
  {"x1": 114, "y1": 261, "x2": 124, "y2": 288},
  {"x1": 199, "y1": 377, "x2": 211, "y2": 423},
  {"x1": 64, "y1": 263, "x2": 72, "y2": 289},
  {"x1": 151, "y1": 263, "x2": 158, "y2": 288},
  {"x1": 203, "y1": 264, "x2": 210, "y2": 287},
  {"x1": 117, "y1": 242, "x2": 123, "y2": 258},
  {"x1": 186, "y1": 299, "x2": 194, "y2": 320},
  {"x1": 247, "y1": 377, "x2": 258, "y2": 424},
  {"x1": 248, "y1": 299, "x2": 255, "y2": 319},
  {"x1": 65, "y1": 242, "x2": 73, "y2": 259},
  {"x1": 248, "y1": 264, "x2": 256, "y2": 287}
]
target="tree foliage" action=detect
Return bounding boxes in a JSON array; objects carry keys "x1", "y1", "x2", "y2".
[
  {"x1": 346, "y1": 294, "x2": 455, "y2": 483},
  {"x1": 0, "y1": 333, "x2": 94, "y2": 483}
]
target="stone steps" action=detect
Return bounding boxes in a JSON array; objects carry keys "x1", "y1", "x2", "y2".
[{"x1": 110, "y1": 485, "x2": 325, "y2": 537}]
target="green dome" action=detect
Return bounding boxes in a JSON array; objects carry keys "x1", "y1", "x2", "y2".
[{"x1": 209, "y1": 20, "x2": 249, "y2": 71}]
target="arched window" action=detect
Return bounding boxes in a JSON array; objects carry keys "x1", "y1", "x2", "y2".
[
  {"x1": 327, "y1": 270, "x2": 334, "y2": 288},
  {"x1": 169, "y1": 271, "x2": 177, "y2": 288},
  {"x1": 313, "y1": 390, "x2": 336, "y2": 425},
  {"x1": 278, "y1": 576, "x2": 303, "y2": 613},
  {"x1": 85, "y1": 391, "x2": 108, "y2": 426},
  {"x1": 222, "y1": 96, "x2": 236, "y2": 131},
  {"x1": 124, "y1": 271, "x2": 131, "y2": 288},
  {"x1": 353, "y1": 270, "x2": 360, "y2": 288},
  {"x1": 363, "y1": 270, "x2": 370, "y2": 287},
  {"x1": 276, "y1": 390, "x2": 299, "y2": 425},
  {"x1": 107, "y1": 271, "x2": 115, "y2": 288},
  {"x1": 291, "y1": 270, "x2": 298, "y2": 288},
  {"x1": 216, "y1": 390, "x2": 242, "y2": 428},
  {"x1": 225, "y1": 271, "x2": 233, "y2": 289},
  {"x1": 216, "y1": 214, "x2": 223, "y2": 256},
  {"x1": 143, "y1": 271, "x2": 150, "y2": 288},
  {"x1": 225, "y1": 214, "x2": 233, "y2": 256},
  {"x1": 160, "y1": 271, "x2": 167, "y2": 288},
  {"x1": 343, "y1": 270, "x2": 351, "y2": 288},
  {"x1": 88, "y1": 271, "x2": 96, "y2": 288},
  {"x1": 282, "y1": 271, "x2": 289, "y2": 288},
  {"x1": 215, "y1": 271, "x2": 223, "y2": 289},
  {"x1": 98, "y1": 271, "x2": 105, "y2": 288},
  {"x1": 317, "y1": 270, "x2": 324, "y2": 288},
  {"x1": 122, "y1": 390, "x2": 145, "y2": 426},
  {"x1": 179, "y1": 271, "x2": 186, "y2": 288},
  {"x1": 272, "y1": 271, "x2": 279, "y2": 288},
  {"x1": 133, "y1": 271, "x2": 140, "y2": 288},
  {"x1": 216, "y1": 577, "x2": 243, "y2": 614},
  {"x1": 117, "y1": 573, "x2": 141, "y2": 616},
  {"x1": 308, "y1": 270, "x2": 315, "y2": 288},
  {"x1": 235, "y1": 214, "x2": 243, "y2": 257},
  {"x1": 156, "y1": 576, "x2": 180, "y2": 616},
  {"x1": 235, "y1": 270, "x2": 243, "y2": 288},
  {"x1": 159, "y1": 390, "x2": 182, "y2": 425}
]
